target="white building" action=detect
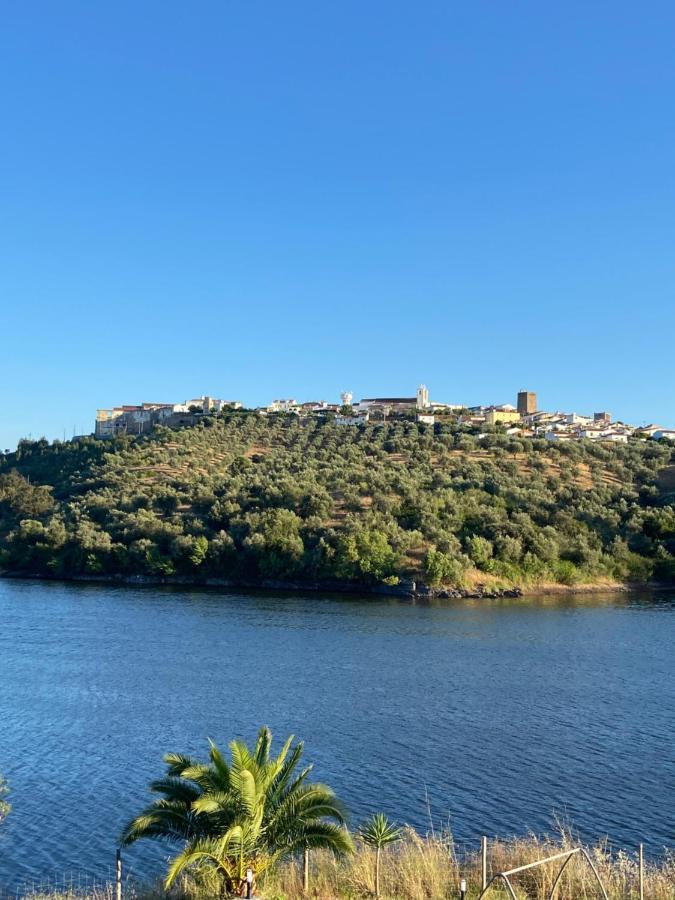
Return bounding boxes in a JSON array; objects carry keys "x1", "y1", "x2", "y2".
[
  {"x1": 601, "y1": 431, "x2": 629, "y2": 443},
  {"x1": 545, "y1": 431, "x2": 577, "y2": 442},
  {"x1": 637, "y1": 424, "x2": 668, "y2": 437},
  {"x1": 335, "y1": 413, "x2": 370, "y2": 426},
  {"x1": 267, "y1": 399, "x2": 299, "y2": 413},
  {"x1": 431, "y1": 402, "x2": 464, "y2": 411},
  {"x1": 577, "y1": 427, "x2": 628, "y2": 443},
  {"x1": 416, "y1": 384, "x2": 430, "y2": 409},
  {"x1": 566, "y1": 413, "x2": 594, "y2": 427}
]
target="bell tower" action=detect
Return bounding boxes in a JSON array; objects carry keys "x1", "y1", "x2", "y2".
[{"x1": 416, "y1": 384, "x2": 430, "y2": 409}]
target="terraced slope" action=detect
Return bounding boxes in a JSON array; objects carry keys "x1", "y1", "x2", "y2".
[{"x1": 1, "y1": 415, "x2": 674, "y2": 590}]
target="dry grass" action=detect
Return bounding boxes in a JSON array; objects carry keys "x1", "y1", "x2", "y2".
[
  {"x1": 263, "y1": 830, "x2": 675, "y2": 900},
  {"x1": 16, "y1": 833, "x2": 675, "y2": 900}
]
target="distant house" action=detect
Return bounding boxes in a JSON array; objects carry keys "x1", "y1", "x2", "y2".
[
  {"x1": 335, "y1": 413, "x2": 369, "y2": 426},
  {"x1": 95, "y1": 395, "x2": 242, "y2": 437},
  {"x1": 299, "y1": 401, "x2": 330, "y2": 412},
  {"x1": 566, "y1": 413, "x2": 594, "y2": 426},
  {"x1": 578, "y1": 427, "x2": 628, "y2": 443},
  {"x1": 636, "y1": 424, "x2": 668, "y2": 438},
  {"x1": 95, "y1": 403, "x2": 173, "y2": 437},
  {"x1": 458, "y1": 414, "x2": 487, "y2": 427},
  {"x1": 348, "y1": 384, "x2": 431, "y2": 416},
  {"x1": 357, "y1": 397, "x2": 417, "y2": 412},
  {"x1": 521, "y1": 411, "x2": 559, "y2": 427},
  {"x1": 653, "y1": 429, "x2": 675, "y2": 441},
  {"x1": 267, "y1": 399, "x2": 299, "y2": 413},
  {"x1": 577, "y1": 427, "x2": 607, "y2": 440},
  {"x1": 601, "y1": 431, "x2": 629, "y2": 443},
  {"x1": 545, "y1": 431, "x2": 576, "y2": 442},
  {"x1": 485, "y1": 408, "x2": 521, "y2": 426}
]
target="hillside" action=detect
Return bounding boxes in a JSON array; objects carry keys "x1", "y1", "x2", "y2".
[{"x1": 1, "y1": 413, "x2": 674, "y2": 593}]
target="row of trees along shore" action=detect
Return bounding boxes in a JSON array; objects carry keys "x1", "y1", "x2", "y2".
[{"x1": 1, "y1": 414, "x2": 674, "y2": 590}]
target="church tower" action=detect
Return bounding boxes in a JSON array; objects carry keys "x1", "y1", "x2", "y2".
[{"x1": 416, "y1": 384, "x2": 430, "y2": 409}]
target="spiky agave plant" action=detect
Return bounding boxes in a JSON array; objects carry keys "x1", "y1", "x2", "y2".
[
  {"x1": 359, "y1": 813, "x2": 402, "y2": 897},
  {"x1": 121, "y1": 727, "x2": 353, "y2": 896}
]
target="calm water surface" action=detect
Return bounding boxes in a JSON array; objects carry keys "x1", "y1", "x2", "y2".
[{"x1": 0, "y1": 580, "x2": 673, "y2": 887}]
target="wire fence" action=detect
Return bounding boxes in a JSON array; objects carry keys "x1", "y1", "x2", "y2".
[
  {"x1": 0, "y1": 870, "x2": 127, "y2": 900},
  {"x1": 0, "y1": 836, "x2": 668, "y2": 899}
]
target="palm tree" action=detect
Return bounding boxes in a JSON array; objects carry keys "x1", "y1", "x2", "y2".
[
  {"x1": 359, "y1": 813, "x2": 401, "y2": 898},
  {"x1": 121, "y1": 727, "x2": 353, "y2": 896}
]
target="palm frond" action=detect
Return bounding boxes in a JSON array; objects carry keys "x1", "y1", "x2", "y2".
[
  {"x1": 253, "y1": 726, "x2": 273, "y2": 767},
  {"x1": 191, "y1": 790, "x2": 235, "y2": 815},
  {"x1": 268, "y1": 782, "x2": 348, "y2": 829},
  {"x1": 207, "y1": 739, "x2": 231, "y2": 786},
  {"x1": 165, "y1": 839, "x2": 233, "y2": 889},
  {"x1": 228, "y1": 739, "x2": 254, "y2": 773},
  {"x1": 177, "y1": 763, "x2": 215, "y2": 787},
  {"x1": 163, "y1": 752, "x2": 201, "y2": 776},
  {"x1": 267, "y1": 743, "x2": 308, "y2": 804},
  {"x1": 275, "y1": 821, "x2": 355, "y2": 856},
  {"x1": 232, "y1": 767, "x2": 260, "y2": 819},
  {"x1": 149, "y1": 776, "x2": 202, "y2": 803},
  {"x1": 120, "y1": 800, "x2": 198, "y2": 845}
]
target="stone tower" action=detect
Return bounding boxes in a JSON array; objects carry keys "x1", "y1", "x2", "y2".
[{"x1": 517, "y1": 390, "x2": 537, "y2": 416}]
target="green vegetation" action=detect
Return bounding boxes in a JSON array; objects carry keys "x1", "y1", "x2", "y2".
[
  {"x1": 359, "y1": 814, "x2": 402, "y2": 897},
  {"x1": 121, "y1": 727, "x2": 352, "y2": 896},
  {"x1": 14, "y1": 831, "x2": 675, "y2": 899},
  {"x1": 1, "y1": 414, "x2": 674, "y2": 590},
  {"x1": 0, "y1": 774, "x2": 9, "y2": 823}
]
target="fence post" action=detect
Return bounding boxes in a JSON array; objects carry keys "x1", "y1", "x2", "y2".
[
  {"x1": 481, "y1": 836, "x2": 487, "y2": 892},
  {"x1": 303, "y1": 847, "x2": 309, "y2": 894},
  {"x1": 116, "y1": 848, "x2": 122, "y2": 900},
  {"x1": 638, "y1": 843, "x2": 644, "y2": 900}
]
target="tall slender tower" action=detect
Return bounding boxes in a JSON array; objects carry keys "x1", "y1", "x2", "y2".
[{"x1": 416, "y1": 384, "x2": 430, "y2": 409}]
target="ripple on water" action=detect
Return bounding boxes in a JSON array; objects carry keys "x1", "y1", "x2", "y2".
[{"x1": 0, "y1": 580, "x2": 673, "y2": 887}]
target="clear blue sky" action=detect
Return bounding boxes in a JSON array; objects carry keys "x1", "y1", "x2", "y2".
[{"x1": 1, "y1": 1, "x2": 674, "y2": 449}]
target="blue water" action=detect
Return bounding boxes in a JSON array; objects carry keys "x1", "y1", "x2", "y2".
[{"x1": 0, "y1": 579, "x2": 673, "y2": 888}]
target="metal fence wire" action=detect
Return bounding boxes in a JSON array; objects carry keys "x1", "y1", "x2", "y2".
[{"x1": 0, "y1": 869, "x2": 124, "y2": 900}]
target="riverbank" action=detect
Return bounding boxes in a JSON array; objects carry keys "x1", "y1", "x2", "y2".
[
  {"x1": 2, "y1": 569, "x2": 672, "y2": 601},
  {"x1": 0, "y1": 569, "x2": 517, "y2": 599},
  {"x1": 11, "y1": 832, "x2": 675, "y2": 899}
]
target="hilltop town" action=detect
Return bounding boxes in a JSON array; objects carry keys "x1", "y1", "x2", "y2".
[{"x1": 95, "y1": 386, "x2": 675, "y2": 444}]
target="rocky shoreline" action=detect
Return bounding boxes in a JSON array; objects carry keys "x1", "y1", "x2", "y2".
[
  {"x1": 3, "y1": 570, "x2": 672, "y2": 598},
  {"x1": 414, "y1": 583, "x2": 523, "y2": 599},
  {"x1": 1, "y1": 570, "x2": 600, "y2": 601}
]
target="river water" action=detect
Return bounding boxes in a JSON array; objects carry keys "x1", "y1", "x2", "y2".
[{"x1": 0, "y1": 579, "x2": 673, "y2": 888}]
